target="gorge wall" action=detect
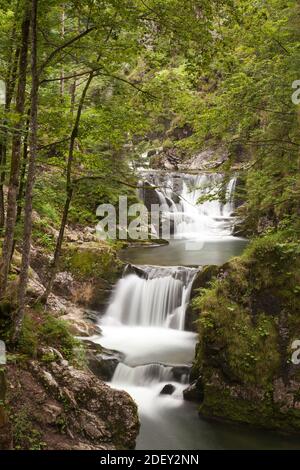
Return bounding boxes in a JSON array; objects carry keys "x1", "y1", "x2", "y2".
[{"x1": 188, "y1": 235, "x2": 300, "y2": 432}]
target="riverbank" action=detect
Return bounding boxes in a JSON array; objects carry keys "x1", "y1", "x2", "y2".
[{"x1": 0, "y1": 225, "x2": 140, "y2": 450}]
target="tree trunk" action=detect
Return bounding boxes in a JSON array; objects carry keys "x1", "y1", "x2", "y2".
[
  {"x1": 41, "y1": 72, "x2": 94, "y2": 304},
  {"x1": 16, "y1": 109, "x2": 30, "y2": 224},
  {"x1": 60, "y1": 6, "x2": 65, "y2": 99},
  {"x1": 13, "y1": 0, "x2": 39, "y2": 342},
  {"x1": 0, "y1": 2, "x2": 31, "y2": 298},
  {"x1": 0, "y1": 40, "x2": 20, "y2": 229},
  {"x1": 9, "y1": 110, "x2": 30, "y2": 265}
]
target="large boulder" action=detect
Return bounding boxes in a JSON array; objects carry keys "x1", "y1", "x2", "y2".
[
  {"x1": 7, "y1": 360, "x2": 139, "y2": 450},
  {"x1": 58, "y1": 242, "x2": 124, "y2": 311},
  {"x1": 190, "y1": 237, "x2": 300, "y2": 432},
  {"x1": 183, "y1": 378, "x2": 204, "y2": 403}
]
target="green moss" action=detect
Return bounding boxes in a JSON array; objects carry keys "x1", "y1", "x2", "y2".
[
  {"x1": 61, "y1": 242, "x2": 123, "y2": 283},
  {"x1": 17, "y1": 312, "x2": 84, "y2": 365},
  {"x1": 39, "y1": 314, "x2": 83, "y2": 363},
  {"x1": 11, "y1": 409, "x2": 46, "y2": 450},
  {"x1": 192, "y1": 233, "x2": 300, "y2": 430},
  {"x1": 199, "y1": 383, "x2": 277, "y2": 429},
  {"x1": 18, "y1": 315, "x2": 39, "y2": 358}
]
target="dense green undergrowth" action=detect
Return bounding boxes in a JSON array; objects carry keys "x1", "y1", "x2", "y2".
[{"x1": 0, "y1": 300, "x2": 84, "y2": 366}]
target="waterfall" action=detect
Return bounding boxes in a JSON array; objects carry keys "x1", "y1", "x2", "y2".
[
  {"x1": 113, "y1": 363, "x2": 175, "y2": 386},
  {"x1": 99, "y1": 264, "x2": 197, "y2": 389},
  {"x1": 140, "y1": 171, "x2": 237, "y2": 240},
  {"x1": 92, "y1": 170, "x2": 250, "y2": 449},
  {"x1": 104, "y1": 266, "x2": 198, "y2": 330}
]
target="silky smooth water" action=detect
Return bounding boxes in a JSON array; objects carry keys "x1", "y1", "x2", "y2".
[
  {"x1": 119, "y1": 238, "x2": 248, "y2": 267},
  {"x1": 91, "y1": 172, "x2": 300, "y2": 450}
]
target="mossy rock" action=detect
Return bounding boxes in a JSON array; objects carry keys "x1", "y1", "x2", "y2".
[
  {"x1": 61, "y1": 242, "x2": 124, "y2": 284},
  {"x1": 185, "y1": 265, "x2": 219, "y2": 332},
  {"x1": 191, "y1": 234, "x2": 300, "y2": 432}
]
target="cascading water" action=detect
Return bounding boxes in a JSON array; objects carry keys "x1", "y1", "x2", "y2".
[
  {"x1": 91, "y1": 263, "x2": 199, "y2": 438},
  {"x1": 88, "y1": 170, "x2": 300, "y2": 449},
  {"x1": 141, "y1": 171, "x2": 237, "y2": 240},
  {"x1": 90, "y1": 171, "x2": 251, "y2": 450},
  {"x1": 104, "y1": 266, "x2": 197, "y2": 330},
  {"x1": 92, "y1": 171, "x2": 244, "y2": 446},
  {"x1": 113, "y1": 363, "x2": 175, "y2": 387},
  {"x1": 121, "y1": 171, "x2": 247, "y2": 267}
]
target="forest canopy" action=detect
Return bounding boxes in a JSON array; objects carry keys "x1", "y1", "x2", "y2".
[{"x1": 0, "y1": 0, "x2": 298, "y2": 381}]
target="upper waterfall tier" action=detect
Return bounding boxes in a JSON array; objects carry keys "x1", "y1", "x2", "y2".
[{"x1": 138, "y1": 171, "x2": 237, "y2": 240}]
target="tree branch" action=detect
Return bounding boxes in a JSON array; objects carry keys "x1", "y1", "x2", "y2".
[{"x1": 39, "y1": 26, "x2": 96, "y2": 73}]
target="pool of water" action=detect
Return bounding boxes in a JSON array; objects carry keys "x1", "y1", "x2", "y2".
[
  {"x1": 94, "y1": 222, "x2": 299, "y2": 449},
  {"x1": 119, "y1": 237, "x2": 248, "y2": 267}
]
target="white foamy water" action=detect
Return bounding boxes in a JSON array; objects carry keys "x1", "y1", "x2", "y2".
[
  {"x1": 88, "y1": 172, "x2": 293, "y2": 450},
  {"x1": 93, "y1": 324, "x2": 196, "y2": 366},
  {"x1": 104, "y1": 266, "x2": 197, "y2": 330},
  {"x1": 92, "y1": 173, "x2": 240, "y2": 448},
  {"x1": 140, "y1": 171, "x2": 237, "y2": 241}
]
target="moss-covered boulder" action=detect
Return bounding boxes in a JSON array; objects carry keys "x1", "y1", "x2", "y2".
[
  {"x1": 61, "y1": 242, "x2": 123, "y2": 283},
  {"x1": 57, "y1": 242, "x2": 124, "y2": 310},
  {"x1": 190, "y1": 233, "x2": 300, "y2": 432},
  {"x1": 185, "y1": 265, "x2": 219, "y2": 331}
]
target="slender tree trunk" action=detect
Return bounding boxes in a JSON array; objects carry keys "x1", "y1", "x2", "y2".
[
  {"x1": 70, "y1": 78, "x2": 77, "y2": 117},
  {"x1": 13, "y1": 0, "x2": 39, "y2": 343},
  {"x1": 0, "y1": 42, "x2": 20, "y2": 229},
  {"x1": 41, "y1": 72, "x2": 94, "y2": 304},
  {"x1": 10, "y1": 110, "x2": 31, "y2": 262},
  {"x1": 16, "y1": 110, "x2": 30, "y2": 224},
  {"x1": 60, "y1": 6, "x2": 65, "y2": 99},
  {"x1": 0, "y1": 2, "x2": 31, "y2": 298}
]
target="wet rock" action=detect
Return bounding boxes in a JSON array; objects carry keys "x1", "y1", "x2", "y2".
[
  {"x1": 86, "y1": 344, "x2": 125, "y2": 381},
  {"x1": 124, "y1": 264, "x2": 148, "y2": 279},
  {"x1": 87, "y1": 352, "x2": 120, "y2": 381},
  {"x1": 185, "y1": 265, "x2": 219, "y2": 332},
  {"x1": 179, "y1": 147, "x2": 229, "y2": 172},
  {"x1": 63, "y1": 307, "x2": 99, "y2": 337},
  {"x1": 140, "y1": 181, "x2": 161, "y2": 211},
  {"x1": 160, "y1": 384, "x2": 176, "y2": 395},
  {"x1": 183, "y1": 378, "x2": 204, "y2": 403},
  {"x1": 84, "y1": 309, "x2": 100, "y2": 324},
  {"x1": 171, "y1": 365, "x2": 190, "y2": 383}
]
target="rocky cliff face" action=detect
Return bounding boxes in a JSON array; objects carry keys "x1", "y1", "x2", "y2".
[
  {"x1": 0, "y1": 236, "x2": 139, "y2": 450},
  {"x1": 150, "y1": 146, "x2": 230, "y2": 172},
  {"x1": 187, "y1": 235, "x2": 300, "y2": 432},
  {"x1": 7, "y1": 358, "x2": 139, "y2": 450}
]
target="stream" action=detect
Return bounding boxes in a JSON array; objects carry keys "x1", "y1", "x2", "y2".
[{"x1": 91, "y1": 172, "x2": 300, "y2": 450}]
